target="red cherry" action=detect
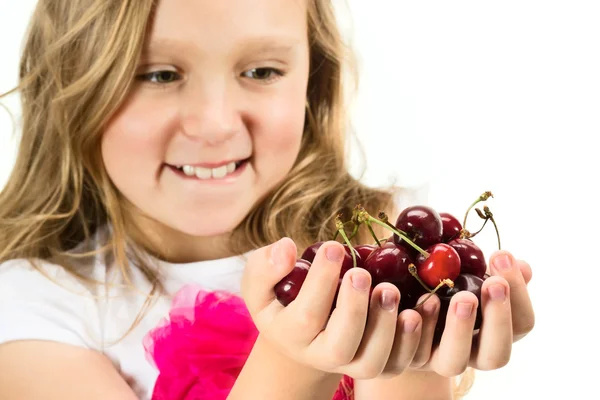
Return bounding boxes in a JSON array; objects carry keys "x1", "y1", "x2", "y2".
[
  {"x1": 439, "y1": 212, "x2": 462, "y2": 243},
  {"x1": 447, "y1": 238, "x2": 487, "y2": 278},
  {"x1": 415, "y1": 243, "x2": 461, "y2": 288},
  {"x1": 393, "y1": 205, "x2": 443, "y2": 251},
  {"x1": 274, "y1": 259, "x2": 311, "y2": 306},
  {"x1": 362, "y1": 242, "x2": 413, "y2": 288},
  {"x1": 354, "y1": 244, "x2": 377, "y2": 261}
]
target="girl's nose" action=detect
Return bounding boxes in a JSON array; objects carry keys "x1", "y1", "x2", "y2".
[{"x1": 178, "y1": 79, "x2": 241, "y2": 145}]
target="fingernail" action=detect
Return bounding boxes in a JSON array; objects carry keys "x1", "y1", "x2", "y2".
[
  {"x1": 270, "y1": 239, "x2": 285, "y2": 265},
  {"x1": 326, "y1": 245, "x2": 344, "y2": 262},
  {"x1": 351, "y1": 272, "x2": 370, "y2": 291},
  {"x1": 488, "y1": 284, "x2": 506, "y2": 301},
  {"x1": 403, "y1": 319, "x2": 419, "y2": 333},
  {"x1": 456, "y1": 302, "x2": 473, "y2": 319},
  {"x1": 493, "y1": 254, "x2": 513, "y2": 271},
  {"x1": 380, "y1": 289, "x2": 397, "y2": 310}
]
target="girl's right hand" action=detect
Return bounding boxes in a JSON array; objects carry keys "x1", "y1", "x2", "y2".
[{"x1": 241, "y1": 237, "x2": 424, "y2": 380}]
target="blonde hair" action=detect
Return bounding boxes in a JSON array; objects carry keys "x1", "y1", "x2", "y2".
[{"x1": 0, "y1": 0, "x2": 473, "y2": 397}]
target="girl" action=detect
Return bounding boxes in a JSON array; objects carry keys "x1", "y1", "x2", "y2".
[{"x1": 0, "y1": 0, "x2": 535, "y2": 399}]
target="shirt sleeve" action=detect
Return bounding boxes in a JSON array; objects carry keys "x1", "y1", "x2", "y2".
[{"x1": 0, "y1": 259, "x2": 103, "y2": 350}]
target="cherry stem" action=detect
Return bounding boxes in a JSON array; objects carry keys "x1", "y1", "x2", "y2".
[
  {"x1": 484, "y1": 206, "x2": 502, "y2": 250},
  {"x1": 377, "y1": 211, "x2": 405, "y2": 236},
  {"x1": 365, "y1": 220, "x2": 381, "y2": 247},
  {"x1": 413, "y1": 278, "x2": 454, "y2": 309},
  {"x1": 335, "y1": 215, "x2": 357, "y2": 268},
  {"x1": 361, "y1": 209, "x2": 429, "y2": 258},
  {"x1": 463, "y1": 191, "x2": 494, "y2": 231},
  {"x1": 348, "y1": 222, "x2": 360, "y2": 241},
  {"x1": 407, "y1": 263, "x2": 434, "y2": 292},
  {"x1": 466, "y1": 218, "x2": 488, "y2": 238},
  {"x1": 332, "y1": 220, "x2": 355, "y2": 241}
]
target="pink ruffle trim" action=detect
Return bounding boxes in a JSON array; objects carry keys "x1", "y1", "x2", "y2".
[{"x1": 143, "y1": 285, "x2": 353, "y2": 399}]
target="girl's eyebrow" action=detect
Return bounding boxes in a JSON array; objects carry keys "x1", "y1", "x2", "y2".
[{"x1": 142, "y1": 35, "x2": 302, "y2": 57}]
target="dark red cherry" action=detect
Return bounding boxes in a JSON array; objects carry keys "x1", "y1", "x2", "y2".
[
  {"x1": 362, "y1": 242, "x2": 413, "y2": 288},
  {"x1": 393, "y1": 205, "x2": 443, "y2": 251},
  {"x1": 300, "y1": 241, "x2": 361, "y2": 276},
  {"x1": 275, "y1": 259, "x2": 311, "y2": 306},
  {"x1": 439, "y1": 212, "x2": 462, "y2": 243},
  {"x1": 415, "y1": 243, "x2": 461, "y2": 288},
  {"x1": 354, "y1": 244, "x2": 377, "y2": 262},
  {"x1": 432, "y1": 273, "x2": 485, "y2": 345},
  {"x1": 300, "y1": 241, "x2": 325, "y2": 262},
  {"x1": 448, "y1": 238, "x2": 487, "y2": 278}
]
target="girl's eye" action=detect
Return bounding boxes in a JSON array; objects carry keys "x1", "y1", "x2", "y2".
[
  {"x1": 137, "y1": 70, "x2": 181, "y2": 84},
  {"x1": 242, "y1": 68, "x2": 283, "y2": 83}
]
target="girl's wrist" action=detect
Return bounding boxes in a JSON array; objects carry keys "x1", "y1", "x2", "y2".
[{"x1": 231, "y1": 334, "x2": 343, "y2": 399}]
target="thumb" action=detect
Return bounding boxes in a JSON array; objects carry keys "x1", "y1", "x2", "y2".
[{"x1": 241, "y1": 237, "x2": 298, "y2": 320}]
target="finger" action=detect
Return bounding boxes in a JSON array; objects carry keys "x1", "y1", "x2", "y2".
[
  {"x1": 489, "y1": 251, "x2": 535, "y2": 340},
  {"x1": 517, "y1": 259, "x2": 532, "y2": 284},
  {"x1": 410, "y1": 293, "x2": 440, "y2": 368},
  {"x1": 430, "y1": 291, "x2": 478, "y2": 377},
  {"x1": 344, "y1": 283, "x2": 400, "y2": 379},
  {"x1": 381, "y1": 308, "x2": 422, "y2": 377},
  {"x1": 289, "y1": 241, "x2": 346, "y2": 342},
  {"x1": 241, "y1": 237, "x2": 297, "y2": 321},
  {"x1": 309, "y1": 267, "x2": 371, "y2": 369},
  {"x1": 470, "y1": 276, "x2": 512, "y2": 370}
]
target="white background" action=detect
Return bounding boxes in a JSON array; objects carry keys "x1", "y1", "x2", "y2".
[{"x1": 1, "y1": 1, "x2": 599, "y2": 399}]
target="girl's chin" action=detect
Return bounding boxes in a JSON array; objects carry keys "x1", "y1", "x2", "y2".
[{"x1": 169, "y1": 215, "x2": 246, "y2": 238}]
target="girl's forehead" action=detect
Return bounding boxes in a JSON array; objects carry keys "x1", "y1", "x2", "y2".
[{"x1": 146, "y1": 0, "x2": 308, "y2": 51}]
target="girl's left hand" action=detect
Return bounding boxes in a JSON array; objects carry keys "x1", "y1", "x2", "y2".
[{"x1": 381, "y1": 249, "x2": 535, "y2": 378}]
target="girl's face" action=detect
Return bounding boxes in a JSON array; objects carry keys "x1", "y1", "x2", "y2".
[{"x1": 101, "y1": 0, "x2": 310, "y2": 260}]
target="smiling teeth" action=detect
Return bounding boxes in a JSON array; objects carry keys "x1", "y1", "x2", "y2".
[{"x1": 180, "y1": 161, "x2": 238, "y2": 179}]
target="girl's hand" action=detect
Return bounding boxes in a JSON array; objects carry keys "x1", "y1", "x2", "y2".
[
  {"x1": 388, "y1": 250, "x2": 535, "y2": 378},
  {"x1": 241, "y1": 238, "x2": 421, "y2": 380}
]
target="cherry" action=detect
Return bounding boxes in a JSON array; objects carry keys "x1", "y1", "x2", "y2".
[
  {"x1": 274, "y1": 191, "x2": 501, "y2": 342},
  {"x1": 393, "y1": 205, "x2": 443, "y2": 251},
  {"x1": 354, "y1": 244, "x2": 377, "y2": 262},
  {"x1": 362, "y1": 242, "x2": 414, "y2": 288},
  {"x1": 415, "y1": 243, "x2": 461, "y2": 288},
  {"x1": 448, "y1": 238, "x2": 487, "y2": 278},
  {"x1": 300, "y1": 241, "x2": 324, "y2": 262},
  {"x1": 274, "y1": 259, "x2": 311, "y2": 307},
  {"x1": 439, "y1": 212, "x2": 462, "y2": 243},
  {"x1": 275, "y1": 259, "x2": 343, "y2": 314},
  {"x1": 300, "y1": 241, "x2": 361, "y2": 276},
  {"x1": 432, "y1": 273, "x2": 484, "y2": 344}
]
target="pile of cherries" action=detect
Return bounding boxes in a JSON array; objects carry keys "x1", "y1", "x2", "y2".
[{"x1": 274, "y1": 191, "x2": 501, "y2": 344}]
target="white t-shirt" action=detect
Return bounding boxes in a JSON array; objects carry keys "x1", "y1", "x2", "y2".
[{"x1": 0, "y1": 225, "x2": 250, "y2": 399}]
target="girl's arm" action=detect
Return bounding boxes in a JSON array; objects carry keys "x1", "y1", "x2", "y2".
[
  {"x1": 0, "y1": 341, "x2": 139, "y2": 400},
  {"x1": 354, "y1": 371, "x2": 453, "y2": 400},
  {"x1": 229, "y1": 335, "x2": 344, "y2": 400}
]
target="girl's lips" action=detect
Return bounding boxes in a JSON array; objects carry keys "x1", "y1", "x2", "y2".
[{"x1": 166, "y1": 158, "x2": 249, "y2": 183}]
